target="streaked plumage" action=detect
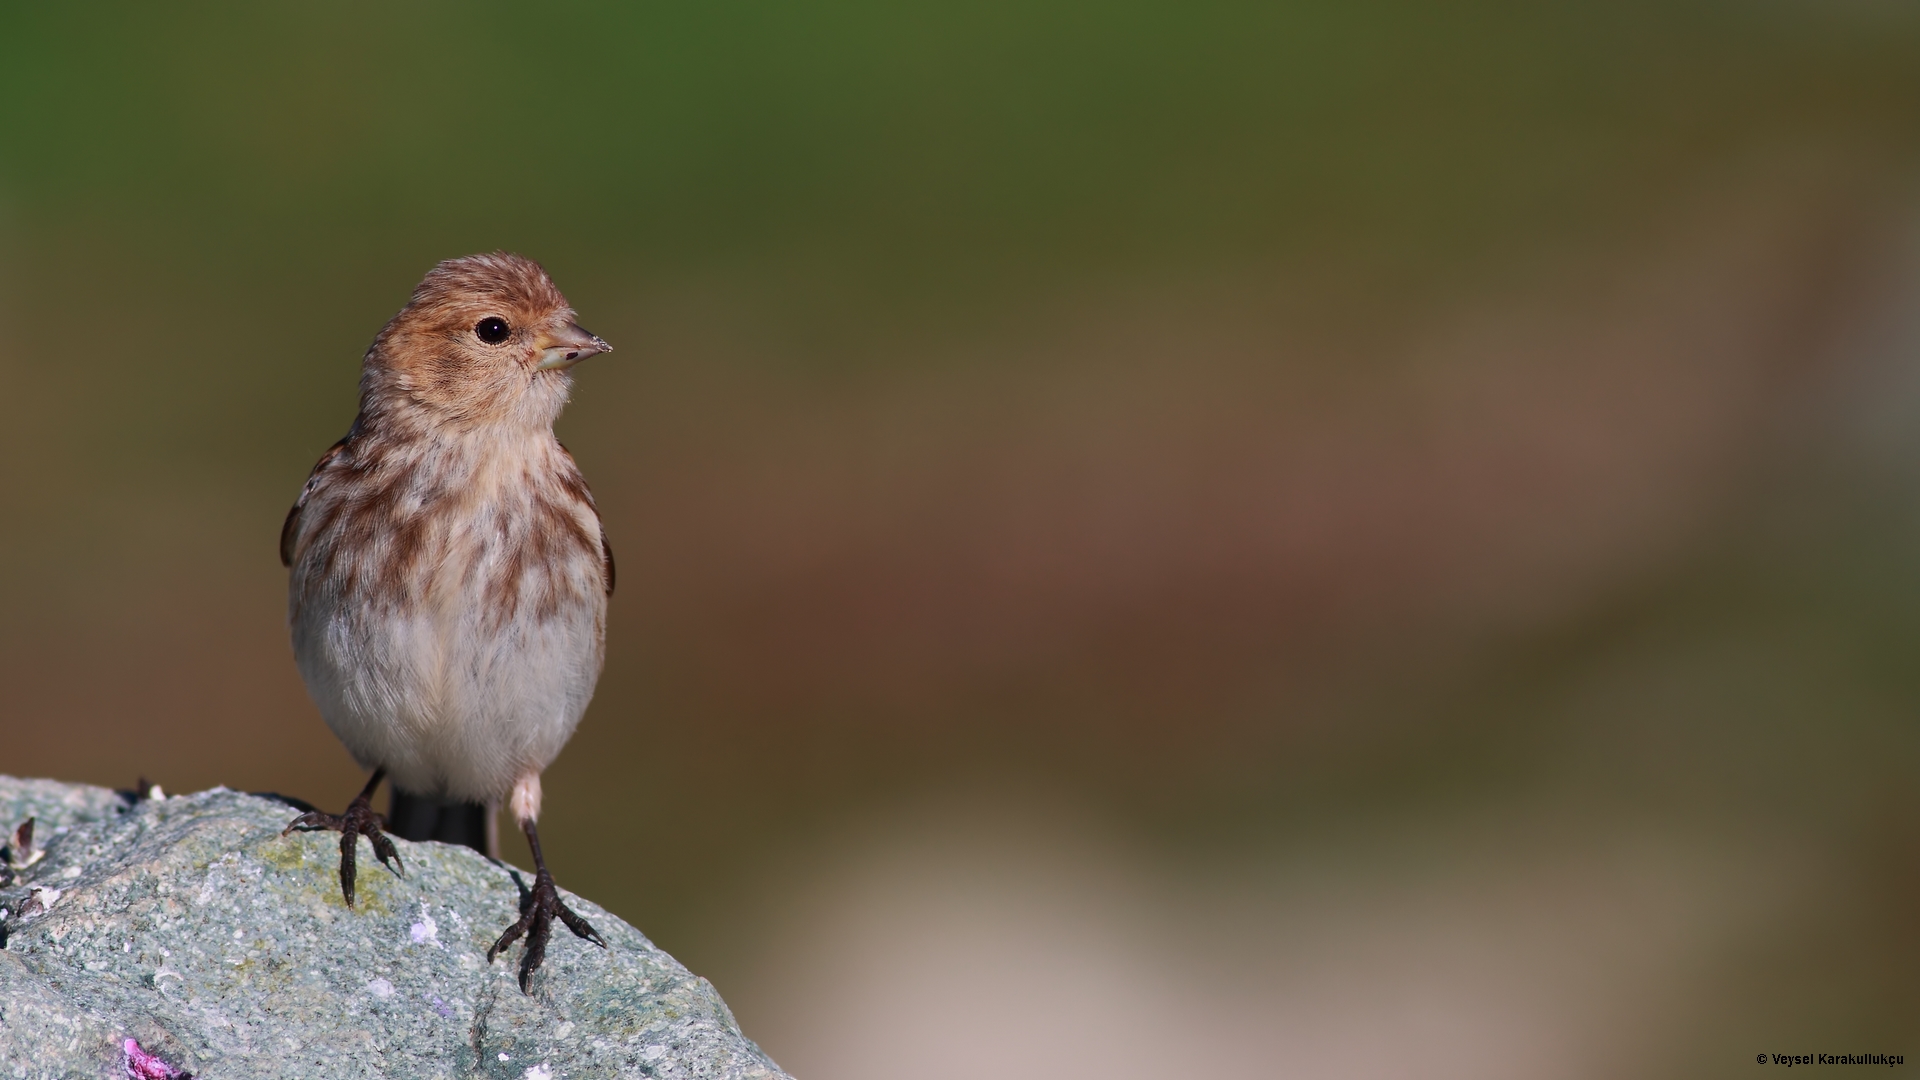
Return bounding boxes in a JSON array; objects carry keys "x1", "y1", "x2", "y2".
[{"x1": 280, "y1": 252, "x2": 615, "y2": 989}]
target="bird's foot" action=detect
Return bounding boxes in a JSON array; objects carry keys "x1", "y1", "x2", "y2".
[
  {"x1": 281, "y1": 774, "x2": 402, "y2": 907},
  {"x1": 488, "y1": 866, "x2": 607, "y2": 992}
]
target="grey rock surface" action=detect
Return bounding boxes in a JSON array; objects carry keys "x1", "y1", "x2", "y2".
[{"x1": 0, "y1": 777, "x2": 790, "y2": 1080}]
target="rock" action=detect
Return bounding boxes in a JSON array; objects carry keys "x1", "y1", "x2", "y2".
[{"x1": 0, "y1": 777, "x2": 790, "y2": 1080}]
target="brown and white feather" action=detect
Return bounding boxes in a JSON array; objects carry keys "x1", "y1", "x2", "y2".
[{"x1": 283, "y1": 253, "x2": 613, "y2": 808}]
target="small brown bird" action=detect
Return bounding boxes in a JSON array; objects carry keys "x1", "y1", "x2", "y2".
[{"x1": 279, "y1": 253, "x2": 615, "y2": 989}]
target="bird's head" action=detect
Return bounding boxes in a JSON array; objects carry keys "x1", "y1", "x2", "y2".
[{"x1": 362, "y1": 252, "x2": 611, "y2": 430}]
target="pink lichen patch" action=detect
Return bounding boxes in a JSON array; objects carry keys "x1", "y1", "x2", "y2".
[{"x1": 124, "y1": 1038, "x2": 194, "y2": 1080}]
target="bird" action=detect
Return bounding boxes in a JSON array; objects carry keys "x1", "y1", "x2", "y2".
[{"x1": 278, "y1": 252, "x2": 616, "y2": 990}]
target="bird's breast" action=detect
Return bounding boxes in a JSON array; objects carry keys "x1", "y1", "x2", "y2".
[
  {"x1": 291, "y1": 430, "x2": 607, "y2": 633},
  {"x1": 287, "y1": 428, "x2": 608, "y2": 798}
]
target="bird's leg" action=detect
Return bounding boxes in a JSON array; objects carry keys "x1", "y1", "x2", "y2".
[
  {"x1": 281, "y1": 767, "x2": 404, "y2": 907},
  {"x1": 488, "y1": 793, "x2": 606, "y2": 992},
  {"x1": 487, "y1": 817, "x2": 609, "y2": 992}
]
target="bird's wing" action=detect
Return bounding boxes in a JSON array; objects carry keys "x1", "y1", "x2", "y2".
[
  {"x1": 602, "y1": 522, "x2": 618, "y2": 595},
  {"x1": 280, "y1": 436, "x2": 350, "y2": 568},
  {"x1": 600, "y1": 526, "x2": 616, "y2": 596}
]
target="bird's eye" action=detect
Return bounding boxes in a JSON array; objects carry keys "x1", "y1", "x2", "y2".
[{"x1": 474, "y1": 316, "x2": 512, "y2": 345}]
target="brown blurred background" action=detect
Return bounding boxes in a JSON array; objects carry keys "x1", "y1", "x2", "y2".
[{"x1": 5, "y1": 3, "x2": 1920, "y2": 1076}]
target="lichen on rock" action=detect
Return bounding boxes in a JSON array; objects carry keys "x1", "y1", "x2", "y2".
[{"x1": 0, "y1": 776, "x2": 789, "y2": 1080}]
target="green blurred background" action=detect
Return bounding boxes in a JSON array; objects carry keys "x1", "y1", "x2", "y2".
[{"x1": 5, "y1": 2, "x2": 1920, "y2": 1075}]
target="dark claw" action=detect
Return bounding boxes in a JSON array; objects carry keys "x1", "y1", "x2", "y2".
[
  {"x1": 489, "y1": 868, "x2": 606, "y2": 993},
  {"x1": 338, "y1": 826, "x2": 357, "y2": 906},
  {"x1": 488, "y1": 914, "x2": 528, "y2": 961},
  {"x1": 280, "y1": 811, "x2": 335, "y2": 834},
  {"x1": 520, "y1": 906, "x2": 552, "y2": 993},
  {"x1": 369, "y1": 830, "x2": 405, "y2": 878},
  {"x1": 555, "y1": 901, "x2": 607, "y2": 949},
  {"x1": 281, "y1": 771, "x2": 399, "y2": 908}
]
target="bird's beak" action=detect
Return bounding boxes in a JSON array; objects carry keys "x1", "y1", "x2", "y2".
[{"x1": 535, "y1": 323, "x2": 613, "y2": 371}]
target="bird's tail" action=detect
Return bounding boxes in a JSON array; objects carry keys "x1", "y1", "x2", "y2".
[{"x1": 388, "y1": 789, "x2": 495, "y2": 858}]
